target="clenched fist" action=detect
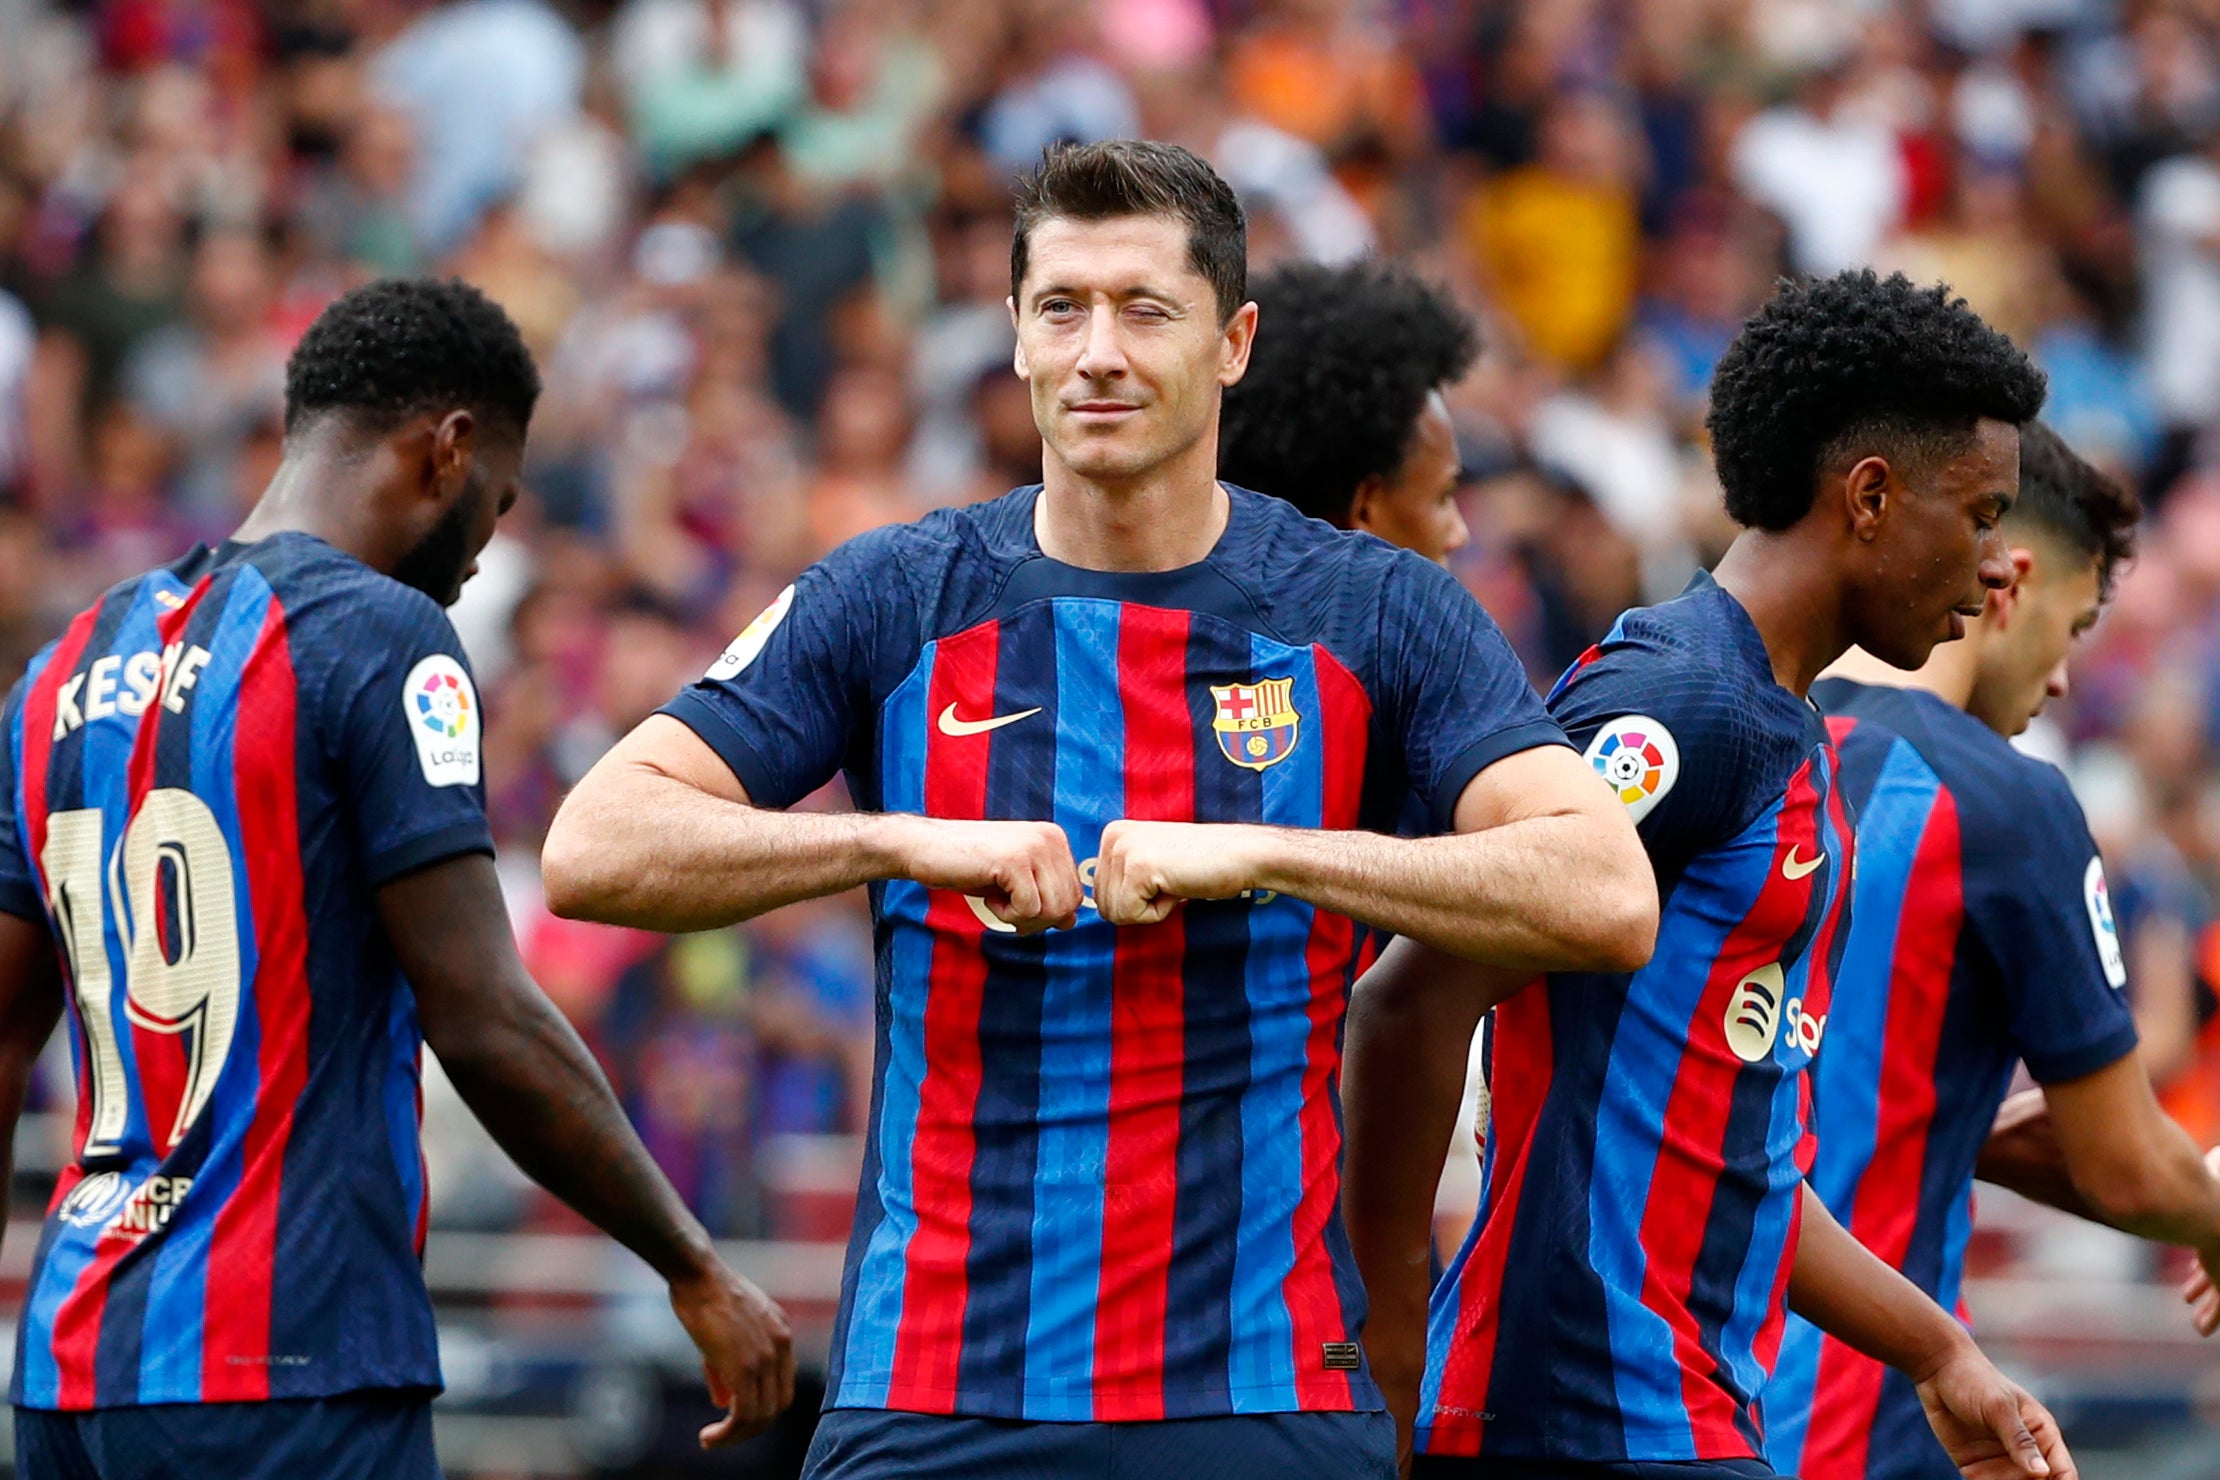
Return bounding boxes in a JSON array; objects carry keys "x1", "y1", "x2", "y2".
[
  {"x1": 1094, "y1": 820, "x2": 1273, "y2": 926},
  {"x1": 885, "y1": 815, "x2": 1083, "y2": 933}
]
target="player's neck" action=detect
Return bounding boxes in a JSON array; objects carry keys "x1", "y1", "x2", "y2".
[
  {"x1": 1819, "y1": 641, "x2": 1979, "y2": 709},
  {"x1": 232, "y1": 445, "x2": 389, "y2": 572},
  {"x1": 1710, "y1": 530, "x2": 1851, "y2": 698},
  {"x1": 1035, "y1": 455, "x2": 1230, "y2": 573}
]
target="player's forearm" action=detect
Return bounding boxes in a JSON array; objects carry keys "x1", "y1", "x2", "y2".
[
  {"x1": 544, "y1": 760, "x2": 902, "y2": 931},
  {"x1": 2064, "y1": 1116, "x2": 2220, "y2": 1251},
  {"x1": 1246, "y1": 816, "x2": 1655, "y2": 970},
  {"x1": 1976, "y1": 1091, "x2": 2099, "y2": 1221},
  {"x1": 1789, "y1": 1185, "x2": 1977, "y2": 1381},
  {"x1": 433, "y1": 981, "x2": 722, "y2": 1285},
  {"x1": 1341, "y1": 941, "x2": 1504, "y2": 1458}
]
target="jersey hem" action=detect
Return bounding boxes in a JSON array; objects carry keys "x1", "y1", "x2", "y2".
[
  {"x1": 10, "y1": 1376, "x2": 445, "y2": 1412},
  {"x1": 823, "y1": 1389, "x2": 1388, "y2": 1421},
  {"x1": 0, "y1": 878, "x2": 38, "y2": 922},
  {"x1": 1429, "y1": 721, "x2": 1572, "y2": 831},
  {"x1": 658, "y1": 691, "x2": 789, "y2": 808},
  {"x1": 365, "y1": 819, "x2": 496, "y2": 888}
]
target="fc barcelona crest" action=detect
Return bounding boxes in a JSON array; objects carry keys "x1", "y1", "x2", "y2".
[{"x1": 1210, "y1": 678, "x2": 1301, "y2": 770}]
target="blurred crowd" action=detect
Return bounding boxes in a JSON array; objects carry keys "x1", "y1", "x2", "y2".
[{"x1": 2, "y1": 0, "x2": 2220, "y2": 1264}]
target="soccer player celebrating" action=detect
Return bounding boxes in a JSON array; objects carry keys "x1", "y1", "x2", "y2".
[
  {"x1": 543, "y1": 139, "x2": 1656, "y2": 1480},
  {"x1": 0, "y1": 279, "x2": 793, "y2": 1478},
  {"x1": 1344, "y1": 271, "x2": 2078, "y2": 1480},
  {"x1": 1218, "y1": 258, "x2": 1476, "y2": 565},
  {"x1": 1766, "y1": 422, "x2": 2220, "y2": 1480}
]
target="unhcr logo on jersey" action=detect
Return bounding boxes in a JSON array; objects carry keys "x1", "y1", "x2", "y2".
[{"x1": 55, "y1": 1170, "x2": 192, "y2": 1241}]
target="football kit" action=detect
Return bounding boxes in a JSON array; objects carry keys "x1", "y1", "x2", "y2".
[
  {"x1": 1419, "y1": 574, "x2": 1854, "y2": 1479},
  {"x1": 1765, "y1": 679, "x2": 2139, "y2": 1480},
  {"x1": 0, "y1": 533, "x2": 493, "y2": 1474},
  {"x1": 660, "y1": 484, "x2": 1564, "y2": 1477}
]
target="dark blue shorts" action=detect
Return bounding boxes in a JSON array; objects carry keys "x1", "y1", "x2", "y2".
[
  {"x1": 805, "y1": 1406, "x2": 1397, "y2": 1480},
  {"x1": 14, "y1": 1392, "x2": 439, "y2": 1480},
  {"x1": 1413, "y1": 1456, "x2": 1779, "y2": 1480}
]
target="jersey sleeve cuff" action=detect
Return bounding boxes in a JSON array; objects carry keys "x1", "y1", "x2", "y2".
[
  {"x1": 658, "y1": 690, "x2": 793, "y2": 808},
  {"x1": 2025, "y1": 1023, "x2": 2142, "y2": 1086},
  {"x1": 0, "y1": 876, "x2": 40, "y2": 922},
  {"x1": 1429, "y1": 720, "x2": 1575, "y2": 833},
  {"x1": 366, "y1": 819, "x2": 497, "y2": 888}
]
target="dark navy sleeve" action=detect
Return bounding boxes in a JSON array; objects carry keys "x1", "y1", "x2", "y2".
[
  {"x1": 1546, "y1": 636, "x2": 1752, "y2": 881},
  {"x1": 0, "y1": 679, "x2": 36, "y2": 921},
  {"x1": 319, "y1": 579, "x2": 496, "y2": 886},
  {"x1": 1374, "y1": 553, "x2": 1568, "y2": 832},
  {"x1": 1962, "y1": 762, "x2": 2140, "y2": 1083},
  {"x1": 658, "y1": 529, "x2": 897, "y2": 809}
]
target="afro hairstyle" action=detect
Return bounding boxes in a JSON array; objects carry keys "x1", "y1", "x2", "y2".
[
  {"x1": 1218, "y1": 259, "x2": 1479, "y2": 525},
  {"x1": 283, "y1": 277, "x2": 540, "y2": 440},
  {"x1": 1705, "y1": 270, "x2": 2046, "y2": 531},
  {"x1": 2011, "y1": 420, "x2": 2140, "y2": 601}
]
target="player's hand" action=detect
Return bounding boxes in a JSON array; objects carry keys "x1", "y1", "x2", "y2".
[
  {"x1": 668, "y1": 1260, "x2": 796, "y2": 1449},
  {"x1": 1914, "y1": 1345, "x2": 2075, "y2": 1480},
  {"x1": 887, "y1": 816, "x2": 1082, "y2": 933},
  {"x1": 2188, "y1": 1250, "x2": 2220, "y2": 1337},
  {"x1": 1094, "y1": 820, "x2": 1271, "y2": 926},
  {"x1": 2187, "y1": 1147, "x2": 2220, "y2": 1337}
]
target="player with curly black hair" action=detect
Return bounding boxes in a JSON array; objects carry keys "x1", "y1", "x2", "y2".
[
  {"x1": 1219, "y1": 260, "x2": 1480, "y2": 562},
  {"x1": 0, "y1": 278, "x2": 793, "y2": 1480},
  {"x1": 1346, "y1": 270, "x2": 2076, "y2": 1480}
]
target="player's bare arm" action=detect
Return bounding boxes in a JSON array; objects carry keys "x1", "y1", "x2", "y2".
[
  {"x1": 1790, "y1": 1186, "x2": 2075, "y2": 1480},
  {"x1": 381, "y1": 852, "x2": 796, "y2": 1446},
  {"x1": 0, "y1": 912, "x2": 64, "y2": 1238},
  {"x1": 1094, "y1": 744, "x2": 1656, "y2": 969},
  {"x1": 1340, "y1": 937, "x2": 1526, "y2": 1464},
  {"x1": 1975, "y1": 1061, "x2": 2220, "y2": 1336},
  {"x1": 544, "y1": 714, "x2": 1083, "y2": 935}
]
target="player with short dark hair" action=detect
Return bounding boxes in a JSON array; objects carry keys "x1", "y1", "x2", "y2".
[
  {"x1": 1218, "y1": 260, "x2": 1479, "y2": 562},
  {"x1": 1768, "y1": 422, "x2": 2220, "y2": 1480},
  {"x1": 545, "y1": 139, "x2": 1657, "y2": 1480},
  {"x1": 1344, "y1": 271, "x2": 2076, "y2": 1480},
  {"x1": 0, "y1": 277, "x2": 793, "y2": 1479}
]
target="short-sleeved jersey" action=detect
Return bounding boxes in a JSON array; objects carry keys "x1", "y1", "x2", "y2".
[
  {"x1": 660, "y1": 484, "x2": 1563, "y2": 1422},
  {"x1": 1765, "y1": 680, "x2": 2139, "y2": 1480},
  {"x1": 0, "y1": 533, "x2": 492, "y2": 1410},
  {"x1": 1420, "y1": 572, "x2": 1856, "y2": 1467}
]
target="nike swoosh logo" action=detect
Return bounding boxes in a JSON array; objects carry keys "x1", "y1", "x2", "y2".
[
  {"x1": 937, "y1": 703, "x2": 1041, "y2": 738},
  {"x1": 1782, "y1": 847, "x2": 1824, "y2": 881}
]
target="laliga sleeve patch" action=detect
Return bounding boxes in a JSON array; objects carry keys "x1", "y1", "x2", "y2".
[
  {"x1": 1583, "y1": 715, "x2": 1680, "y2": 823},
  {"x1": 403, "y1": 654, "x2": 481, "y2": 788},
  {"x1": 707, "y1": 583, "x2": 796, "y2": 682},
  {"x1": 2084, "y1": 855, "x2": 2128, "y2": 989}
]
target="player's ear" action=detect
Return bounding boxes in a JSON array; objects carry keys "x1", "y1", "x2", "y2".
[
  {"x1": 429, "y1": 410, "x2": 476, "y2": 501},
  {"x1": 1218, "y1": 300, "x2": 1258, "y2": 386},
  {"x1": 1842, "y1": 454, "x2": 1891, "y2": 542},
  {"x1": 1990, "y1": 546, "x2": 2037, "y2": 626},
  {"x1": 1010, "y1": 305, "x2": 1031, "y2": 381},
  {"x1": 1347, "y1": 474, "x2": 1387, "y2": 536}
]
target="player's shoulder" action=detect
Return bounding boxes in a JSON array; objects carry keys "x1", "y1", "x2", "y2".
[
  {"x1": 1552, "y1": 576, "x2": 1786, "y2": 731},
  {"x1": 805, "y1": 484, "x2": 1039, "y2": 626},
  {"x1": 235, "y1": 532, "x2": 456, "y2": 638},
  {"x1": 1212, "y1": 483, "x2": 1483, "y2": 644}
]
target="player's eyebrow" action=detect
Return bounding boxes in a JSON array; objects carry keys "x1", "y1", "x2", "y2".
[{"x1": 1030, "y1": 283, "x2": 1188, "y2": 312}]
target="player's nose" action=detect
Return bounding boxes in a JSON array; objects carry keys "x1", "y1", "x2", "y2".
[
  {"x1": 1074, "y1": 303, "x2": 1128, "y2": 380},
  {"x1": 2047, "y1": 659, "x2": 2069, "y2": 700}
]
